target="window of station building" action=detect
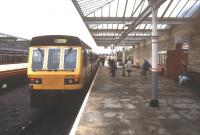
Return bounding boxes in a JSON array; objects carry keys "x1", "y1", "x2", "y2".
[
  {"x1": 64, "y1": 48, "x2": 77, "y2": 70},
  {"x1": 32, "y1": 49, "x2": 44, "y2": 70},
  {"x1": 47, "y1": 48, "x2": 60, "y2": 70}
]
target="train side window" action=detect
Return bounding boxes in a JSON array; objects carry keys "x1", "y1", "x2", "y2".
[
  {"x1": 87, "y1": 52, "x2": 91, "y2": 65},
  {"x1": 32, "y1": 49, "x2": 44, "y2": 70},
  {"x1": 83, "y1": 50, "x2": 87, "y2": 66}
]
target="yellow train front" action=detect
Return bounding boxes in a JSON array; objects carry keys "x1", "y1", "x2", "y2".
[{"x1": 27, "y1": 35, "x2": 98, "y2": 108}]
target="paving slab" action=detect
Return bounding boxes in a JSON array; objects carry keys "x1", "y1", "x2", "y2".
[{"x1": 76, "y1": 66, "x2": 200, "y2": 135}]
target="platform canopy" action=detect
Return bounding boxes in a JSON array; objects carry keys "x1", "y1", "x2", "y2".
[
  {"x1": 0, "y1": 32, "x2": 30, "y2": 49},
  {"x1": 72, "y1": 0, "x2": 200, "y2": 47}
]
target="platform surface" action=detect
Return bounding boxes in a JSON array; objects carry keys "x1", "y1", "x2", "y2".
[
  {"x1": 76, "y1": 66, "x2": 200, "y2": 135},
  {"x1": 0, "y1": 63, "x2": 27, "y2": 72}
]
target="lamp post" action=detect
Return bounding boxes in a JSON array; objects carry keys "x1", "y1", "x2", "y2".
[
  {"x1": 110, "y1": 44, "x2": 114, "y2": 58},
  {"x1": 122, "y1": 43, "x2": 126, "y2": 77}
]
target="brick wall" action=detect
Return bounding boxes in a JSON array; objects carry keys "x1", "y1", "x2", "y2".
[
  {"x1": 133, "y1": 20, "x2": 200, "y2": 73},
  {"x1": 189, "y1": 35, "x2": 200, "y2": 72}
]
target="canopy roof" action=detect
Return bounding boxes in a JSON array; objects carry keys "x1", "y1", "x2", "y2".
[
  {"x1": 0, "y1": 32, "x2": 30, "y2": 49},
  {"x1": 72, "y1": 0, "x2": 200, "y2": 47}
]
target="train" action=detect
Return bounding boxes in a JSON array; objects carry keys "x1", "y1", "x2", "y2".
[
  {"x1": 27, "y1": 35, "x2": 99, "y2": 108},
  {"x1": 0, "y1": 48, "x2": 28, "y2": 65}
]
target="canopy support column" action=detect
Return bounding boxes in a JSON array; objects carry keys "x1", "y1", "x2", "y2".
[{"x1": 150, "y1": 0, "x2": 159, "y2": 107}]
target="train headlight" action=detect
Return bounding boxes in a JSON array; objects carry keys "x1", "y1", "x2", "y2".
[
  {"x1": 69, "y1": 79, "x2": 73, "y2": 84},
  {"x1": 29, "y1": 78, "x2": 42, "y2": 84},
  {"x1": 64, "y1": 78, "x2": 80, "y2": 85}
]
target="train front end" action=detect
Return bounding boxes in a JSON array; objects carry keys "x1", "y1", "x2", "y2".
[{"x1": 27, "y1": 36, "x2": 84, "y2": 108}]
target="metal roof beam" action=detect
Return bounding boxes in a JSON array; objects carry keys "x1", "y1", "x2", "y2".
[
  {"x1": 71, "y1": 0, "x2": 85, "y2": 18},
  {"x1": 85, "y1": 17, "x2": 195, "y2": 25},
  {"x1": 115, "y1": 0, "x2": 166, "y2": 45},
  {"x1": 96, "y1": 42, "x2": 138, "y2": 46},
  {"x1": 93, "y1": 36, "x2": 150, "y2": 41},
  {"x1": 90, "y1": 29, "x2": 167, "y2": 34}
]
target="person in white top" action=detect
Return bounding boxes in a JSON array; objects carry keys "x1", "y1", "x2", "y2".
[{"x1": 126, "y1": 59, "x2": 133, "y2": 76}]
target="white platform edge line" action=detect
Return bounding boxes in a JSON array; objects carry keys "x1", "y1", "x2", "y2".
[{"x1": 69, "y1": 67, "x2": 100, "y2": 135}]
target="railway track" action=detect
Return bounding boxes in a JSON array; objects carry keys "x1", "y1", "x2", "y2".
[{"x1": 16, "y1": 99, "x2": 83, "y2": 135}]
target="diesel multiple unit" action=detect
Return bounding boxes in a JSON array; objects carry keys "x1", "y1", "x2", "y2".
[{"x1": 27, "y1": 35, "x2": 98, "y2": 107}]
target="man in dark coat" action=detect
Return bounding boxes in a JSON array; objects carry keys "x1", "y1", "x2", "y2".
[
  {"x1": 110, "y1": 59, "x2": 116, "y2": 77},
  {"x1": 142, "y1": 59, "x2": 151, "y2": 79}
]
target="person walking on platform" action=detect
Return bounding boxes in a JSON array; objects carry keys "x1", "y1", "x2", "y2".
[
  {"x1": 110, "y1": 59, "x2": 116, "y2": 77},
  {"x1": 142, "y1": 59, "x2": 151, "y2": 79},
  {"x1": 101, "y1": 57, "x2": 105, "y2": 66},
  {"x1": 126, "y1": 58, "x2": 133, "y2": 76}
]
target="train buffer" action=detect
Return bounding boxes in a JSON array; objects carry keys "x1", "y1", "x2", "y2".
[{"x1": 71, "y1": 66, "x2": 200, "y2": 135}]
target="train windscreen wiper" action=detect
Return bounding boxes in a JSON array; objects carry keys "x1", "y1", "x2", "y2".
[
  {"x1": 65, "y1": 48, "x2": 72, "y2": 58},
  {"x1": 37, "y1": 48, "x2": 44, "y2": 57}
]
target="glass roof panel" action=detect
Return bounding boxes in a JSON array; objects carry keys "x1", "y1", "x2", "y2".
[
  {"x1": 117, "y1": 0, "x2": 126, "y2": 17},
  {"x1": 103, "y1": 24, "x2": 107, "y2": 29},
  {"x1": 176, "y1": 0, "x2": 196, "y2": 17},
  {"x1": 103, "y1": 4, "x2": 109, "y2": 17},
  {"x1": 135, "y1": 25, "x2": 140, "y2": 29},
  {"x1": 164, "y1": 0, "x2": 180, "y2": 17},
  {"x1": 108, "y1": 24, "x2": 112, "y2": 29},
  {"x1": 185, "y1": 1, "x2": 200, "y2": 17},
  {"x1": 99, "y1": 24, "x2": 103, "y2": 29},
  {"x1": 139, "y1": 24, "x2": 146, "y2": 29},
  {"x1": 113, "y1": 24, "x2": 117, "y2": 29},
  {"x1": 169, "y1": 0, "x2": 187, "y2": 17},
  {"x1": 132, "y1": 0, "x2": 143, "y2": 17},
  {"x1": 125, "y1": 0, "x2": 135, "y2": 17},
  {"x1": 118, "y1": 24, "x2": 124, "y2": 29},
  {"x1": 191, "y1": 1, "x2": 200, "y2": 17},
  {"x1": 110, "y1": 0, "x2": 117, "y2": 17},
  {"x1": 157, "y1": 0, "x2": 171, "y2": 17},
  {"x1": 160, "y1": 24, "x2": 167, "y2": 29},
  {"x1": 133, "y1": 0, "x2": 148, "y2": 17},
  {"x1": 94, "y1": 8, "x2": 101, "y2": 17}
]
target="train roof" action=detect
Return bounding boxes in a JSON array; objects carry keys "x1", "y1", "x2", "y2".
[{"x1": 30, "y1": 35, "x2": 91, "y2": 49}]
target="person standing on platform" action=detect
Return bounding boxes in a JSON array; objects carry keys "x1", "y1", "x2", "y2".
[
  {"x1": 102, "y1": 57, "x2": 105, "y2": 66},
  {"x1": 107, "y1": 57, "x2": 111, "y2": 69},
  {"x1": 126, "y1": 58, "x2": 133, "y2": 76},
  {"x1": 110, "y1": 59, "x2": 116, "y2": 77},
  {"x1": 142, "y1": 59, "x2": 151, "y2": 79}
]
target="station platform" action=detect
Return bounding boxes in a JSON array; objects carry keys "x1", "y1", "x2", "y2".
[
  {"x1": 75, "y1": 66, "x2": 200, "y2": 135},
  {"x1": 0, "y1": 63, "x2": 27, "y2": 78}
]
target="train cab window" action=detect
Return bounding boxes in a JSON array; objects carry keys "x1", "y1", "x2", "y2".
[
  {"x1": 64, "y1": 48, "x2": 77, "y2": 70},
  {"x1": 32, "y1": 49, "x2": 44, "y2": 70},
  {"x1": 47, "y1": 48, "x2": 61, "y2": 70}
]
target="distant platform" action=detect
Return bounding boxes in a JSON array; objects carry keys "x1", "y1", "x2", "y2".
[{"x1": 0, "y1": 63, "x2": 27, "y2": 78}]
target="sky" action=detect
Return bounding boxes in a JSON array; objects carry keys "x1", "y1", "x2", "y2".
[{"x1": 0, "y1": 0, "x2": 109, "y2": 53}]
